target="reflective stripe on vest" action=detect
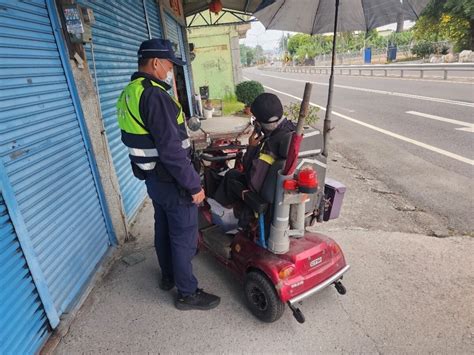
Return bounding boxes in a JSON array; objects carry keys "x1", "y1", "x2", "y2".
[
  {"x1": 128, "y1": 142, "x2": 188, "y2": 157},
  {"x1": 257, "y1": 141, "x2": 275, "y2": 165},
  {"x1": 258, "y1": 153, "x2": 275, "y2": 165},
  {"x1": 136, "y1": 162, "x2": 157, "y2": 171},
  {"x1": 128, "y1": 147, "x2": 159, "y2": 157},
  {"x1": 182, "y1": 138, "x2": 191, "y2": 149}
]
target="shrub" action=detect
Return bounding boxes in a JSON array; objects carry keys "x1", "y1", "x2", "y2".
[
  {"x1": 235, "y1": 80, "x2": 264, "y2": 107},
  {"x1": 438, "y1": 44, "x2": 450, "y2": 55},
  {"x1": 283, "y1": 102, "x2": 320, "y2": 127},
  {"x1": 411, "y1": 41, "x2": 435, "y2": 58}
]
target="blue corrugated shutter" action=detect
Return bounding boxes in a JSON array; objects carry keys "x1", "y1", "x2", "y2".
[
  {"x1": 165, "y1": 12, "x2": 181, "y2": 57},
  {"x1": 165, "y1": 13, "x2": 193, "y2": 114},
  {"x1": 79, "y1": 0, "x2": 152, "y2": 219},
  {"x1": 145, "y1": 0, "x2": 163, "y2": 39},
  {"x1": 0, "y1": 0, "x2": 110, "y2": 316},
  {"x1": 178, "y1": 25, "x2": 194, "y2": 114},
  {"x1": 0, "y1": 193, "x2": 50, "y2": 354}
]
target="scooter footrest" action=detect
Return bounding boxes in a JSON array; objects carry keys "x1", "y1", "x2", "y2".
[{"x1": 202, "y1": 225, "x2": 233, "y2": 259}]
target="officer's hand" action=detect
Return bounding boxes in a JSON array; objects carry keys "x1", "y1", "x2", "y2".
[
  {"x1": 192, "y1": 188, "x2": 206, "y2": 205},
  {"x1": 249, "y1": 130, "x2": 263, "y2": 147}
]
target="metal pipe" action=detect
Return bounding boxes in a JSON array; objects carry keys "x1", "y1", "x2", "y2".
[
  {"x1": 288, "y1": 265, "x2": 351, "y2": 305},
  {"x1": 268, "y1": 170, "x2": 292, "y2": 254},
  {"x1": 294, "y1": 202, "x2": 305, "y2": 238},
  {"x1": 142, "y1": 0, "x2": 152, "y2": 39},
  {"x1": 322, "y1": 0, "x2": 340, "y2": 158},
  {"x1": 258, "y1": 213, "x2": 267, "y2": 249}
]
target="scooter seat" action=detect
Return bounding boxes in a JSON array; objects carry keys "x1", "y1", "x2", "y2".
[{"x1": 242, "y1": 190, "x2": 268, "y2": 214}]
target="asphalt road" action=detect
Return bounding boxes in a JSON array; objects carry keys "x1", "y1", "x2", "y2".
[{"x1": 244, "y1": 68, "x2": 474, "y2": 235}]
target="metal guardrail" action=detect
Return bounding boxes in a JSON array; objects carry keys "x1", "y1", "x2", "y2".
[{"x1": 261, "y1": 63, "x2": 474, "y2": 80}]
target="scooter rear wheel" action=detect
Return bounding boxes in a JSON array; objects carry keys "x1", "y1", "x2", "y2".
[{"x1": 244, "y1": 271, "x2": 285, "y2": 323}]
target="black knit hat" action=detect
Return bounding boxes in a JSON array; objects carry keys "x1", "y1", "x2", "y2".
[{"x1": 250, "y1": 93, "x2": 283, "y2": 123}]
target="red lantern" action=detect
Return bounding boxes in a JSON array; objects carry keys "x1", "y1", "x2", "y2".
[{"x1": 209, "y1": 0, "x2": 223, "y2": 15}]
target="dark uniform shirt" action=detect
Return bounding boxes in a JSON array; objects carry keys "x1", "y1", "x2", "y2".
[{"x1": 134, "y1": 72, "x2": 201, "y2": 195}]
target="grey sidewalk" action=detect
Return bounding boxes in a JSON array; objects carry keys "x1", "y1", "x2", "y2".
[
  {"x1": 55, "y1": 216, "x2": 473, "y2": 353},
  {"x1": 55, "y1": 148, "x2": 473, "y2": 354}
]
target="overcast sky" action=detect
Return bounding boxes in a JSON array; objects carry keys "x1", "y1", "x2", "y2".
[
  {"x1": 240, "y1": 21, "x2": 415, "y2": 51},
  {"x1": 240, "y1": 22, "x2": 287, "y2": 51}
]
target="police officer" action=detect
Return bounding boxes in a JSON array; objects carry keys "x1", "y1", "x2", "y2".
[{"x1": 117, "y1": 39, "x2": 220, "y2": 311}]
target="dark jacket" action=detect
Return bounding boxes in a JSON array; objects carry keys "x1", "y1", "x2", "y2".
[
  {"x1": 243, "y1": 118, "x2": 296, "y2": 193},
  {"x1": 135, "y1": 72, "x2": 201, "y2": 195}
]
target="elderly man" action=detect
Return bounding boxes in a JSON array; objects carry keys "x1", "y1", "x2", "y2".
[{"x1": 214, "y1": 93, "x2": 295, "y2": 207}]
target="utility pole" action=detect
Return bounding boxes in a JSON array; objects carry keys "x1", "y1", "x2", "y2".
[{"x1": 396, "y1": 0, "x2": 404, "y2": 33}]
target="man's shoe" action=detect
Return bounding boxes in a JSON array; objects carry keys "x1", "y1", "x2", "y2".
[
  {"x1": 159, "y1": 277, "x2": 175, "y2": 291},
  {"x1": 175, "y1": 289, "x2": 220, "y2": 310}
]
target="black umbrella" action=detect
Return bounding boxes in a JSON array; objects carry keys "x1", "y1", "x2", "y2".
[{"x1": 254, "y1": 0, "x2": 430, "y2": 157}]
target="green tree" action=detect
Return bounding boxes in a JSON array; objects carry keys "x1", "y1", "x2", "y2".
[
  {"x1": 246, "y1": 48, "x2": 255, "y2": 66},
  {"x1": 240, "y1": 44, "x2": 247, "y2": 66},
  {"x1": 287, "y1": 33, "x2": 312, "y2": 56},
  {"x1": 255, "y1": 44, "x2": 264, "y2": 63},
  {"x1": 240, "y1": 44, "x2": 256, "y2": 66},
  {"x1": 417, "y1": 0, "x2": 474, "y2": 50}
]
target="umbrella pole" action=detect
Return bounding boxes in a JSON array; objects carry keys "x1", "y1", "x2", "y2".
[{"x1": 322, "y1": 0, "x2": 340, "y2": 158}]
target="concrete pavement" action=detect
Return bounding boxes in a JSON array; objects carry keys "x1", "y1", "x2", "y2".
[{"x1": 55, "y1": 148, "x2": 473, "y2": 354}]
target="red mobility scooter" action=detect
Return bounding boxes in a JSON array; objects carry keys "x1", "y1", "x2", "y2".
[{"x1": 189, "y1": 87, "x2": 349, "y2": 323}]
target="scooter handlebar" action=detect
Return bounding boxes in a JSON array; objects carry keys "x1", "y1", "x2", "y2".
[{"x1": 200, "y1": 153, "x2": 238, "y2": 162}]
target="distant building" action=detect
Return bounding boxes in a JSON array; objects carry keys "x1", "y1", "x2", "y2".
[{"x1": 187, "y1": 23, "x2": 250, "y2": 99}]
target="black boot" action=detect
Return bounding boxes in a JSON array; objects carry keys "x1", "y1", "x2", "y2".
[
  {"x1": 159, "y1": 277, "x2": 175, "y2": 291},
  {"x1": 175, "y1": 289, "x2": 220, "y2": 310}
]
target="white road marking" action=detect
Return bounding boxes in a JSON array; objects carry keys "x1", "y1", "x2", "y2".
[
  {"x1": 334, "y1": 106, "x2": 356, "y2": 113},
  {"x1": 297, "y1": 158, "x2": 327, "y2": 169},
  {"x1": 257, "y1": 73, "x2": 474, "y2": 108},
  {"x1": 303, "y1": 130, "x2": 320, "y2": 137},
  {"x1": 250, "y1": 81, "x2": 474, "y2": 166},
  {"x1": 456, "y1": 126, "x2": 474, "y2": 133},
  {"x1": 406, "y1": 111, "x2": 474, "y2": 133}
]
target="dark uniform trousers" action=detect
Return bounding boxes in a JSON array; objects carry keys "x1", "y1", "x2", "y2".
[{"x1": 145, "y1": 176, "x2": 198, "y2": 297}]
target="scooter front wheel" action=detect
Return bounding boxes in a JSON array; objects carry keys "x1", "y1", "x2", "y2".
[{"x1": 244, "y1": 271, "x2": 285, "y2": 323}]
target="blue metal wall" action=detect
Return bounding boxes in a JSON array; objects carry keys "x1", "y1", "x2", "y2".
[
  {"x1": 79, "y1": 0, "x2": 165, "y2": 219},
  {"x1": 0, "y1": 193, "x2": 50, "y2": 354},
  {"x1": 0, "y1": 1, "x2": 112, "y2": 351}
]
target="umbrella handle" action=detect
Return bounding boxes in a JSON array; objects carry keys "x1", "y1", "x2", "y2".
[
  {"x1": 282, "y1": 82, "x2": 313, "y2": 176},
  {"x1": 296, "y1": 82, "x2": 313, "y2": 135}
]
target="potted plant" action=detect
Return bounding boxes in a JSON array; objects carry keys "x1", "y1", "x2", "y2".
[
  {"x1": 235, "y1": 80, "x2": 264, "y2": 115},
  {"x1": 203, "y1": 99, "x2": 214, "y2": 119},
  {"x1": 284, "y1": 102, "x2": 320, "y2": 127}
]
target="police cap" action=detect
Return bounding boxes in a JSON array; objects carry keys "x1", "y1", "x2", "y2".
[{"x1": 138, "y1": 38, "x2": 186, "y2": 66}]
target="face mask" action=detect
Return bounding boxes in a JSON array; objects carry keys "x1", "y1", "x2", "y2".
[
  {"x1": 158, "y1": 61, "x2": 174, "y2": 85},
  {"x1": 164, "y1": 70, "x2": 174, "y2": 85}
]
